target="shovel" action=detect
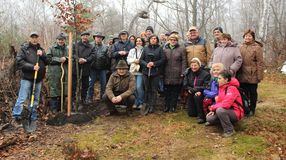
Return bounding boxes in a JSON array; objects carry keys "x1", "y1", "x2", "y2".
[
  {"x1": 60, "y1": 63, "x2": 64, "y2": 112},
  {"x1": 23, "y1": 56, "x2": 39, "y2": 133}
]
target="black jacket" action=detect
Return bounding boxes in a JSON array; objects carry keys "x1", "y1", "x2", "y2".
[
  {"x1": 183, "y1": 67, "x2": 211, "y2": 93},
  {"x1": 16, "y1": 42, "x2": 49, "y2": 82},
  {"x1": 72, "y1": 40, "x2": 96, "y2": 76},
  {"x1": 90, "y1": 43, "x2": 110, "y2": 70},
  {"x1": 140, "y1": 44, "x2": 165, "y2": 76},
  {"x1": 111, "y1": 40, "x2": 134, "y2": 70}
]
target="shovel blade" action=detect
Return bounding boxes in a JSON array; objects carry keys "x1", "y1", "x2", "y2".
[{"x1": 22, "y1": 120, "x2": 37, "y2": 133}]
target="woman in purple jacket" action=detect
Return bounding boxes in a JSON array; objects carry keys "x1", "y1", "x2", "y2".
[{"x1": 209, "y1": 33, "x2": 242, "y2": 76}]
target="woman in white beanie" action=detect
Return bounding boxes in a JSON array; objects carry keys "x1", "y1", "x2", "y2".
[{"x1": 183, "y1": 57, "x2": 211, "y2": 123}]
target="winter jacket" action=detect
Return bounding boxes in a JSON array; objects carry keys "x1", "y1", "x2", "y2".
[
  {"x1": 184, "y1": 37, "x2": 212, "y2": 67},
  {"x1": 90, "y1": 42, "x2": 110, "y2": 70},
  {"x1": 16, "y1": 42, "x2": 49, "y2": 82},
  {"x1": 72, "y1": 40, "x2": 96, "y2": 76},
  {"x1": 127, "y1": 46, "x2": 144, "y2": 75},
  {"x1": 163, "y1": 43, "x2": 187, "y2": 85},
  {"x1": 46, "y1": 43, "x2": 68, "y2": 97},
  {"x1": 203, "y1": 77, "x2": 219, "y2": 98},
  {"x1": 111, "y1": 40, "x2": 134, "y2": 70},
  {"x1": 210, "y1": 42, "x2": 242, "y2": 75},
  {"x1": 237, "y1": 41, "x2": 265, "y2": 84},
  {"x1": 105, "y1": 71, "x2": 135, "y2": 100},
  {"x1": 210, "y1": 78, "x2": 244, "y2": 120},
  {"x1": 183, "y1": 67, "x2": 211, "y2": 93},
  {"x1": 140, "y1": 44, "x2": 165, "y2": 76}
]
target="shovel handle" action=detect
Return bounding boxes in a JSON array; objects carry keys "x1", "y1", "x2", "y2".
[
  {"x1": 60, "y1": 63, "x2": 64, "y2": 112},
  {"x1": 30, "y1": 57, "x2": 39, "y2": 108}
]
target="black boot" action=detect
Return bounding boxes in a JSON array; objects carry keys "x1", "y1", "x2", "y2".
[
  {"x1": 149, "y1": 106, "x2": 154, "y2": 113},
  {"x1": 170, "y1": 106, "x2": 177, "y2": 113},
  {"x1": 164, "y1": 106, "x2": 170, "y2": 112},
  {"x1": 50, "y1": 97, "x2": 59, "y2": 113}
]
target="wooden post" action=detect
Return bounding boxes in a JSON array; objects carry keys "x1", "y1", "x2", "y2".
[{"x1": 67, "y1": 32, "x2": 73, "y2": 116}]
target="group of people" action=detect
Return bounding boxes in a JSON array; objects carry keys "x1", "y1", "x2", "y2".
[{"x1": 11, "y1": 25, "x2": 265, "y2": 137}]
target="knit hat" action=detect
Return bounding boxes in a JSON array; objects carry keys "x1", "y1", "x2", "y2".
[
  {"x1": 118, "y1": 30, "x2": 129, "y2": 37},
  {"x1": 93, "y1": 32, "x2": 105, "y2": 40},
  {"x1": 168, "y1": 34, "x2": 179, "y2": 41},
  {"x1": 116, "y1": 60, "x2": 129, "y2": 69},
  {"x1": 146, "y1": 26, "x2": 154, "y2": 33},
  {"x1": 81, "y1": 31, "x2": 90, "y2": 36},
  {"x1": 190, "y1": 57, "x2": 201, "y2": 66},
  {"x1": 56, "y1": 32, "x2": 67, "y2": 40},
  {"x1": 213, "y1": 27, "x2": 223, "y2": 33}
]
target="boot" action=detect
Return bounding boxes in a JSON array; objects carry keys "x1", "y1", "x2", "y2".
[
  {"x1": 149, "y1": 105, "x2": 154, "y2": 113},
  {"x1": 50, "y1": 97, "x2": 59, "y2": 113},
  {"x1": 170, "y1": 106, "x2": 177, "y2": 113},
  {"x1": 164, "y1": 106, "x2": 170, "y2": 112}
]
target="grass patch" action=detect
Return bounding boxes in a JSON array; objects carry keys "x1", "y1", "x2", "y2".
[
  {"x1": 67, "y1": 75, "x2": 286, "y2": 159},
  {"x1": 232, "y1": 135, "x2": 269, "y2": 159}
]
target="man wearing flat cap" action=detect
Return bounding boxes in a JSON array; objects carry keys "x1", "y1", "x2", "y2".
[
  {"x1": 103, "y1": 60, "x2": 135, "y2": 115},
  {"x1": 184, "y1": 26, "x2": 212, "y2": 67},
  {"x1": 11, "y1": 32, "x2": 49, "y2": 128},
  {"x1": 72, "y1": 31, "x2": 96, "y2": 108},
  {"x1": 46, "y1": 32, "x2": 68, "y2": 113},
  {"x1": 87, "y1": 32, "x2": 110, "y2": 103},
  {"x1": 110, "y1": 30, "x2": 134, "y2": 71}
]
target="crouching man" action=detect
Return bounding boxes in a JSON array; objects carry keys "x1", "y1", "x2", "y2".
[{"x1": 103, "y1": 60, "x2": 135, "y2": 115}]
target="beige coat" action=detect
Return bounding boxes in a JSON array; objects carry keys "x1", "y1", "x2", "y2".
[
  {"x1": 237, "y1": 41, "x2": 265, "y2": 84},
  {"x1": 105, "y1": 71, "x2": 135, "y2": 100}
]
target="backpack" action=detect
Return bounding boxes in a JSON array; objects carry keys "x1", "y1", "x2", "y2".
[{"x1": 225, "y1": 86, "x2": 251, "y2": 116}]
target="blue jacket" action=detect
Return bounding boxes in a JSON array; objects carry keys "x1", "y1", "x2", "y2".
[{"x1": 203, "y1": 77, "x2": 219, "y2": 98}]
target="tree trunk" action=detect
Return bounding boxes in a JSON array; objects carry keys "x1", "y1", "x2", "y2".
[
  {"x1": 258, "y1": 0, "x2": 270, "y2": 42},
  {"x1": 192, "y1": 0, "x2": 197, "y2": 26}
]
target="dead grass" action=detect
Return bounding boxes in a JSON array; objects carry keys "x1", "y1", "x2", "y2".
[{"x1": 69, "y1": 73, "x2": 286, "y2": 160}]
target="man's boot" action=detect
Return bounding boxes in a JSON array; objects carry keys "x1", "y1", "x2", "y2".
[{"x1": 50, "y1": 97, "x2": 59, "y2": 113}]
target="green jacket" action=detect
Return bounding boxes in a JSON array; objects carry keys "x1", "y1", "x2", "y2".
[
  {"x1": 105, "y1": 71, "x2": 135, "y2": 100},
  {"x1": 46, "y1": 43, "x2": 68, "y2": 97}
]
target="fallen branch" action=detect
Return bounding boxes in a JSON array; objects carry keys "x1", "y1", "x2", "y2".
[{"x1": 0, "y1": 136, "x2": 17, "y2": 149}]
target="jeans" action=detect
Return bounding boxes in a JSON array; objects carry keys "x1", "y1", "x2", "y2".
[
  {"x1": 12, "y1": 79, "x2": 42, "y2": 121},
  {"x1": 135, "y1": 75, "x2": 144, "y2": 106},
  {"x1": 87, "y1": 69, "x2": 107, "y2": 99}
]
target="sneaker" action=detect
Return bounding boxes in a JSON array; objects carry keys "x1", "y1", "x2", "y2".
[
  {"x1": 138, "y1": 104, "x2": 143, "y2": 109},
  {"x1": 132, "y1": 104, "x2": 137, "y2": 109},
  {"x1": 11, "y1": 118, "x2": 23, "y2": 128},
  {"x1": 222, "y1": 130, "x2": 236, "y2": 138}
]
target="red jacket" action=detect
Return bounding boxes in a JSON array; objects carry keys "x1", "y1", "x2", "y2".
[{"x1": 210, "y1": 78, "x2": 244, "y2": 120}]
